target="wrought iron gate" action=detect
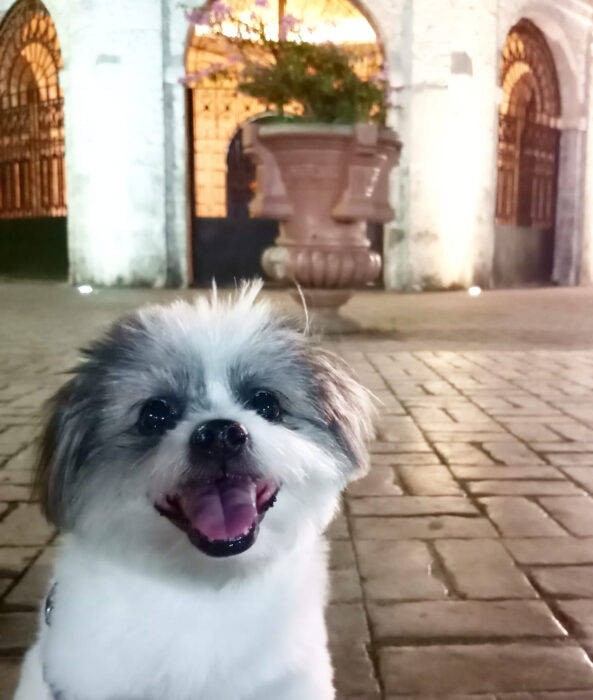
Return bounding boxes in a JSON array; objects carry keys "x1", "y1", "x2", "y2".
[
  {"x1": 494, "y1": 19, "x2": 560, "y2": 285},
  {"x1": 0, "y1": 0, "x2": 66, "y2": 277}
]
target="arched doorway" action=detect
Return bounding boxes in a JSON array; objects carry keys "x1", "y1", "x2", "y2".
[
  {"x1": 185, "y1": 0, "x2": 383, "y2": 286},
  {"x1": 494, "y1": 19, "x2": 561, "y2": 286},
  {"x1": 0, "y1": 0, "x2": 67, "y2": 279}
]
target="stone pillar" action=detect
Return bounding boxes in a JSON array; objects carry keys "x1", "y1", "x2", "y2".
[
  {"x1": 383, "y1": 0, "x2": 498, "y2": 291},
  {"x1": 553, "y1": 127, "x2": 586, "y2": 285},
  {"x1": 60, "y1": 0, "x2": 169, "y2": 286},
  {"x1": 581, "y1": 37, "x2": 593, "y2": 285}
]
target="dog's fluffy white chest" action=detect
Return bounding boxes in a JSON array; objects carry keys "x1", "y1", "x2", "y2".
[{"x1": 38, "y1": 540, "x2": 333, "y2": 700}]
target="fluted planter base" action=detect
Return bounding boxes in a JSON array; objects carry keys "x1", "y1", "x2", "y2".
[{"x1": 244, "y1": 123, "x2": 401, "y2": 331}]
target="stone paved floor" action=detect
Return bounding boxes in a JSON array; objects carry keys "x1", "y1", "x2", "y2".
[{"x1": 4, "y1": 282, "x2": 593, "y2": 698}]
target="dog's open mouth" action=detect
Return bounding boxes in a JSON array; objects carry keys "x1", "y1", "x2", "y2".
[{"x1": 155, "y1": 476, "x2": 278, "y2": 557}]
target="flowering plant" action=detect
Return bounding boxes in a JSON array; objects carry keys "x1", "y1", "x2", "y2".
[{"x1": 183, "y1": 0, "x2": 388, "y2": 124}]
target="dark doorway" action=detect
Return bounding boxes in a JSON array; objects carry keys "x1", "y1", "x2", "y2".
[
  {"x1": 189, "y1": 109, "x2": 278, "y2": 287},
  {"x1": 494, "y1": 19, "x2": 561, "y2": 286}
]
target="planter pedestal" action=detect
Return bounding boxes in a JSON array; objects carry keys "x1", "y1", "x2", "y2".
[{"x1": 244, "y1": 123, "x2": 401, "y2": 332}]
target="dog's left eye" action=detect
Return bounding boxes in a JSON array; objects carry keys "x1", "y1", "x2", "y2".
[
  {"x1": 250, "y1": 390, "x2": 282, "y2": 422},
  {"x1": 138, "y1": 398, "x2": 179, "y2": 436}
]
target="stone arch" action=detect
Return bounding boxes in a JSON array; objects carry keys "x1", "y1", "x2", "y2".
[
  {"x1": 184, "y1": 0, "x2": 384, "y2": 285},
  {"x1": 0, "y1": 0, "x2": 65, "y2": 218}
]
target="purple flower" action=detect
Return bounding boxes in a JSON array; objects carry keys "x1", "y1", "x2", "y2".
[
  {"x1": 279, "y1": 13, "x2": 300, "y2": 40},
  {"x1": 185, "y1": 9, "x2": 210, "y2": 25},
  {"x1": 370, "y1": 67, "x2": 389, "y2": 83},
  {"x1": 210, "y1": 1, "x2": 231, "y2": 22},
  {"x1": 255, "y1": 0, "x2": 269, "y2": 7}
]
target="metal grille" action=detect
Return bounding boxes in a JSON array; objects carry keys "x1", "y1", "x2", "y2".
[
  {"x1": 0, "y1": 0, "x2": 66, "y2": 218},
  {"x1": 495, "y1": 19, "x2": 560, "y2": 228}
]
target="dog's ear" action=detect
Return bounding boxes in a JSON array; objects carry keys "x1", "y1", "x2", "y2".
[
  {"x1": 34, "y1": 374, "x2": 99, "y2": 529},
  {"x1": 307, "y1": 347, "x2": 376, "y2": 480}
]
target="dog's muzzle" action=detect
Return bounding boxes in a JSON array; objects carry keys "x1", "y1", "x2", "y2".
[{"x1": 155, "y1": 419, "x2": 279, "y2": 558}]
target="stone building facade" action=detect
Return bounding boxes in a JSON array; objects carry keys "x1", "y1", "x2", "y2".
[{"x1": 0, "y1": 0, "x2": 591, "y2": 290}]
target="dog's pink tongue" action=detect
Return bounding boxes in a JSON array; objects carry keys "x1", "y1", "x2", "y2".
[{"x1": 182, "y1": 478, "x2": 257, "y2": 541}]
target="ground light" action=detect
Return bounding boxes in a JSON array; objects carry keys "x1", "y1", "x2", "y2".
[
  {"x1": 77, "y1": 285, "x2": 93, "y2": 295},
  {"x1": 468, "y1": 286, "x2": 482, "y2": 296}
]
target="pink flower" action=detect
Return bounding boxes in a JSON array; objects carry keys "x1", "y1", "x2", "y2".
[
  {"x1": 279, "y1": 13, "x2": 300, "y2": 40},
  {"x1": 185, "y1": 9, "x2": 209, "y2": 25},
  {"x1": 370, "y1": 67, "x2": 389, "y2": 83},
  {"x1": 210, "y1": 1, "x2": 231, "y2": 22},
  {"x1": 255, "y1": 0, "x2": 269, "y2": 7}
]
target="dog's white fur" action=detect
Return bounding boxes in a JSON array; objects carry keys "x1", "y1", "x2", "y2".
[{"x1": 15, "y1": 284, "x2": 372, "y2": 700}]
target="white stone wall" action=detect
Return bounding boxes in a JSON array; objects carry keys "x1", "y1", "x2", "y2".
[
  {"x1": 2, "y1": 0, "x2": 592, "y2": 289},
  {"x1": 380, "y1": 0, "x2": 593, "y2": 290},
  {"x1": 0, "y1": 0, "x2": 189, "y2": 287}
]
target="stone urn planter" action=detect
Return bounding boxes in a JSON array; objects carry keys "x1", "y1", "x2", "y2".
[{"x1": 243, "y1": 123, "x2": 402, "y2": 331}]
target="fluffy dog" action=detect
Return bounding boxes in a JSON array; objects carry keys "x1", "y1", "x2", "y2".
[{"x1": 15, "y1": 283, "x2": 373, "y2": 700}]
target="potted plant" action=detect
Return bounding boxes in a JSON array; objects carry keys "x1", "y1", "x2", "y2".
[{"x1": 184, "y1": 0, "x2": 402, "y2": 329}]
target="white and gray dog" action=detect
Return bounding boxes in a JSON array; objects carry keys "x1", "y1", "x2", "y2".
[{"x1": 15, "y1": 282, "x2": 373, "y2": 700}]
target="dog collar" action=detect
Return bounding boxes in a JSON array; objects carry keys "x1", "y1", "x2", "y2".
[{"x1": 45, "y1": 581, "x2": 57, "y2": 626}]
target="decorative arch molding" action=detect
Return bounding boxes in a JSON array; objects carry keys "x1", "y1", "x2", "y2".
[
  {"x1": 495, "y1": 18, "x2": 561, "y2": 230},
  {"x1": 0, "y1": 0, "x2": 66, "y2": 217},
  {"x1": 500, "y1": 3, "x2": 583, "y2": 120}
]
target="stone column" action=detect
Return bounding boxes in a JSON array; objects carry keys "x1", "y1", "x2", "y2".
[
  {"x1": 60, "y1": 0, "x2": 169, "y2": 286},
  {"x1": 383, "y1": 0, "x2": 498, "y2": 291},
  {"x1": 581, "y1": 37, "x2": 593, "y2": 285},
  {"x1": 553, "y1": 127, "x2": 586, "y2": 285}
]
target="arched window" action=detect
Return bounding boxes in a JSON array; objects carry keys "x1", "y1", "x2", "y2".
[
  {"x1": 0, "y1": 0, "x2": 66, "y2": 218},
  {"x1": 495, "y1": 19, "x2": 561, "y2": 228}
]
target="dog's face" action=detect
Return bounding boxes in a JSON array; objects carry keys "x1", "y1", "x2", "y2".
[{"x1": 36, "y1": 286, "x2": 373, "y2": 578}]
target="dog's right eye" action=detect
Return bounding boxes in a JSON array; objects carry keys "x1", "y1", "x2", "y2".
[{"x1": 138, "y1": 398, "x2": 179, "y2": 436}]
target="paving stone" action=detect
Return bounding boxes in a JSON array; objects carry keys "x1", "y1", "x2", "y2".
[
  {"x1": 398, "y1": 465, "x2": 463, "y2": 495},
  {"x1": 533, "y1": 443, "x2": 593, "y2": 453},
  {"x1": 505, "y1": 538, "x2": 593, "y2": 565},
  {"x1": 330, "y1": 540, "x2": 357, "y2": 570},
  {"x1": 369, "y1": 600, "x2": 566, "y2": 641},
  {"x1": 505, "y1": 423, "x2": 564, "y2": 442},
  {"x1": 377, "y1": 417, "x2": 425, "y2": 442},
  {"x1": 563, "y1": 467, "x2": 593, "y2": 495},
  {"x1": 327, "y1": 512, "x2": 349, "y2": 539},
  {"x1": 0, "y1": 504, "x2": 54, "y2": 546},
  {"x1": 349, "y1": 496, "x2": 477, "y2": 517},
  {"x1": 0, "y1": 612, "x2": 37, "y2": 651},
  {"x1": 326, "y1": 603, "x2": 370, "y2": 647},
  {"x1": 467, "y1": 481, "x2": 584, "y2": 496},
  {"x1": 0, "y1": 470, "x2": 34, "y2": 486},
  {"x1": 332, "y1": 645, "x2": 380, "y2": 698},
  {"x1": 482, "y1": 442, "x2": 545, "y2": 465},
  {"x1": 370, "y1": 441, "x2": 432, "y2": 453},
  {"x1": 427, "y1": 431, "x2": 514, "y2": 442},
  {"x1": 379, "y1": 644, "x2": 593, "y2": 695},
  {"x1": 330, "y1": 569, "x2": 363, "y2": 603},
  {"x1": 2, "y1": 445, "x2": 36, "y2": 471},
  {"x1": 555, "y1": 600, "x2": 593, "y2": 637},
  {"x1": 0, "y1": 547, "x2": 39, "y2": 576},
  {"x1": 352, "y1": 516, "x2": 496, "y2": 540},
  {"x1": 347, "y1": 466, "x2": 403, "y2": 497},
  {"x1": 434, "y1": 443, "x2": 494, "y2": 464},
  {"x1": 531, "y1": 567, "x2": 593, "y2": 597},
  {"x1": 0, "y1": 658, "x2": 21, "y2": 700},
  {"x1": 5, "y1": 547, "x2": 56, "y2": 606},
  {"x1": 377, "y1": 452, "x2": 442, "y2": 465},
  {"x1": 435, "y1": 540, "x2": 536, "y2": 599},
  {"x1": 537, "y1": 497, "x2": 593, "y2": 536},
  {"x1": 480, "y1": 497, "x2": 568, "y2": 537},
  {"x1": 451, "y1": 466, "x2": 564, "y2": 480},
  {"x1": 0, "y1": 485, "x2": 33, "y2": 502},
  {"x1": 547, "y1": 453, "x2": 593, "y2": 466},
  {"x1": 355, "y1": 540, "x2": 448, "y2": 600}
]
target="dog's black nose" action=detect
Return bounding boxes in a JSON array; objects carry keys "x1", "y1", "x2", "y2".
[{"x1": 190, "y1": 420, "x2": 249, "y2": 456}]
